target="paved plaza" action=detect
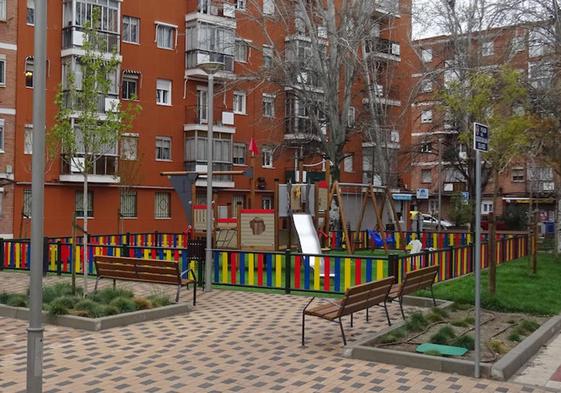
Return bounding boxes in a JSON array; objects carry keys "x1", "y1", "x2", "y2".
[{"x1": 0, "y1": 271, "x2": 553, "y2": 392}]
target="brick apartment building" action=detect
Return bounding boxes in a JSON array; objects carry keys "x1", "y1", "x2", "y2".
[
  {"x1": 409, "y1": 23, "x2": 558, "y2": 228},
  {"x1": 0, "y1": 0, "x2": 414, "y2": 238}
]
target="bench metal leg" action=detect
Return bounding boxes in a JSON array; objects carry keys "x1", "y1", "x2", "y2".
[
  {"x1": 192, "y1": 280, "x2": 197, "y2": 306},
  {"x1": 399, "y1": 297, "x2": 405, "y2": 320},
  {"x1": 383, "y1": 300, "x2": 392, "y2": 326},
  {"x1": 175, "y1": 284, "x2": 181, "y2": 303},
  {"x1": 366, "y1": 308, "x2": 369, "y2": 322},
  {"x1": 113, "y1": 279, "x2": 116, "y2": 290},
  {"x1": 350, "y1": 313, "x2": 353, "y2": 328},
  {"x1": 430, "y1": 286, "x2": 436, "y2": 307},
  {"x1": 302, "y1": 313, "x2": 306, "y2": 346},
  {"x1": 338, "y1": 318, "x2": 347, "y2": 346},
  {"x1": 94, "y1": 277, "x2": 100, "y2": 292}
]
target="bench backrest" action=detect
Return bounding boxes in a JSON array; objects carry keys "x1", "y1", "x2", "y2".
[
  {"x1": 95, "y1": 256, "x2": 181, "y2": 285},
  {"x1": 338, "y1": 276, "x2": 395, "y2": 318},
  {"x1": 398, "y1": 265, "x2": 439, "y2": 297}
]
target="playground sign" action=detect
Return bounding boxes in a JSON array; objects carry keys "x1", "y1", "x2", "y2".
[{"x1": 473, "y1": 122, "x2": 489, "y2": 152}]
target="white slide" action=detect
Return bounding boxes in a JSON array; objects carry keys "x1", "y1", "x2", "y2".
[{"x1": 292, "y1": 213, "x2": 332, "y2": 276}]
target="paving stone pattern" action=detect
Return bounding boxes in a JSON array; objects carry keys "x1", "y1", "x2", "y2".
[
  {"x1": 0, "y1": 271, "x2": 548, "y2": 392},
  {"x1": 514, "y1": 331, "x2": 561, "y2": 392}
]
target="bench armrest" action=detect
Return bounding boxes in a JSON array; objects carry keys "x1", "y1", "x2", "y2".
[
  {"x1": 181, "y1": 268, "x2": 197, "y2": 284},
  {"x1": 302, "y1": 297, "x2": 316, "y2": 312}
]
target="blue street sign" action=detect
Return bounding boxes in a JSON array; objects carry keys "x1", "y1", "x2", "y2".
[{"x1": 473, "y1": 122, "x2": 489, "y2": 152}]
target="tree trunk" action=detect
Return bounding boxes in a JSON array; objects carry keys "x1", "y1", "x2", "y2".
[{"x1": 83, "y1": 173, "x2": 89, "y2": 296}]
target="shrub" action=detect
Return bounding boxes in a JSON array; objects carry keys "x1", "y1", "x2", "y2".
[
  {"x1": 488, "y1": 339, "x2": 507, "y2": 354},
  {"x1": 508, "y1": 332, "x2": 521, "y2": 342},
  {"x1": 6, "y1": 294, "x2": 28, "y2": 307},
  {"x1": 519, "y1": 320, "x2": 540, "y2": 334},
  {"x1": 48, "y1": 298, "x2": 70, "y2": 316},
  {"x1": 91, "y1": 287, "x2": 134, "y2": 305},
  {"x1": 134, "y1": 297, "x2": 152, "y2": 310},
  {"x1": 0, "y1": 292, "x2": 10, "y2": 304},
  {"x1": 450, "y1": 319, "x2": 469, "y2": 328},
  {"x1": 43, "y1": 283, "x2": 81, "y2": 304},
  {"x1": 109, "y1": 296, "x2": 137, "y2": 313},
  {"x1": 147, "y1": 293, "x2": 172, "y2": 308},
  {"x1": 430, "y1": 325, "x2": 456, "y2": 345},
  {"x1": 99, "y1": 305, "x2": 119, "y2": 317},
  {"x1": 74, "y1": 299, "x2": 103, "y2": 318},
  {"x1": 379, "y1": 328, "x2": 406, "y2": 344},
  {"x1": 452, "y1": 335, "x2": 475, "y2": 350},
  {"x1": 405, "y1": 312, "x2": 428, "y2": 332}
]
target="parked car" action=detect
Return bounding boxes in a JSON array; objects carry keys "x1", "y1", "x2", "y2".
[{"x1": 421, "y1": 214, "x2": 454, "y2": 230}]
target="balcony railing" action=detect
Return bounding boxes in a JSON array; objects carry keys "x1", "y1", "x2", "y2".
[
  {"x1": 184, "y1": 161, "x2": 233, "y2": 182},
  {"x1": 62, "y1": 26, "x2": 120, "y2": 54},
  {"x1": 284, "y1": 116, "x2": 323, "y2": 139},
  {"x1": 60, "y1": 154, "x2": 118, "y2": 177},
  {"x1": 185, "y1": 50, "x2": 234, "y2": 72},
  {"x1": 62, "y1": 92, "x2": 119, "y2": 114},
  {"x1": 365, "y1": 38, "x2": 400, "y2": 58},
  {"x1": 376, "y1": 0, "x2": 399, "y2": 14},
  {"x1": 187, "y1": 0, "x2": 236, "y2": 18}
]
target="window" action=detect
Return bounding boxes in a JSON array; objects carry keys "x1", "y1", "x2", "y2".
[
  {"x1": 235, "y1": 40, "x2": 249, "y2": 62},
  {"x1": 263, "y1": 0, "x2": 274, "y2": 15},
  {"x1": 421, "y1": 169, "x2": 432, "y2": 183},
  {"x1": 25, "y1": 58, "x2": 34, "y2": 88},
  {"x1": 263, "y1": 45, "x2": 273, "y2": 67},
  {"x1": 74, "y1": 0, "x2": 119, "y2": 32},
  {"x1": 120, "y1": 191, "x2": 137, "y2": 218},
  {"x1": 262, "y1": 196, "x2": 273, "y2": 209},
  {"x1": 233, "y1": 143, "x2": 246, "y2": 165},
  {"x1": 75, "y1": 191, "x2": 94, "y2": 218},
  {"x1": 481, "y1": 201, "x2": 493, "y2": 215},
  {"x1": 347, "y1": 106, "x2": 356, "y2": 128},
  {"x1": 121, "y1": 136, "x2": 138, "y2": 160},
  {"x1": 421, "y1": 79, "x2": 433, "y2": 92},
  {"x1": 420, "y1": 142, "x2": 432, "y2": 153},
  {"x1": 512, "y1": 168, "x2": 525, "y2": 182},
  {"x1": 262, "y1": 94, "x2": 275, "y2": 118},
  {"x1": 0, "y1": 0, "x2": 6, "y2": 21},
  {"x1": 0, "y1": 119, "x2": 4, "y2": 151},
  {"x1": 421, "y1": 110, "x2": 432, "y2": 123},
  {"x1": 24, "y1": 125, "x2": 33, "y2": 154},
  {"x1": 155, "y1": 136, "x2": 171, "y2": 160},
  {"x1": 421, "y1": 48, "x2": 432, "y2": 63},
  {"x1": 344, "y1": 155, "x2": 353, "y2": 173},
  {"x1": 512, "y1": 35, "x2": 525, "y2": 53},
  {"x1": 0, "y1": 55, "x2": 5, "y2": 86},
  {"x1": 156, "y1": 23, "x2": 176, "y2": 49},
  {"x1": 23, "y1": 189, "x2": 32, "y2": 218},
  {"x1": 236, "y1": 0, "x2": 246, "y2": 10},
  {"x1": 233, "y1": 91, "x2": 246, "y2": 114},
  {"x1": 27, "y1": 0, "x2": 35, "y2": 25},
  {"x1": 482, "y1": 41, "x2": 494, "y2": 57},
  {"x1": 262, "y1": 147, "x2": 273, "y2": 168},
  {"x1": 154, "y1": 192, "x2": 171, "y2": 218},
  {"x1": 123, "y1": 16, "x2": 140, "y2": 44},
  {"x1": 196, "y1": 86, "x2": 208, "y2": 123},
  {"x1": 122, "y1": 72, "x2": 139, "y2": 100},
  {"x1": 156, "y1": 79, "x2": 172, "y2": 105}
]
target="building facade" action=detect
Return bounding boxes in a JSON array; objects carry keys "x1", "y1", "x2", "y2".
[{"x1": 3, "y1": 0, "x2": 413, "y2": 238}]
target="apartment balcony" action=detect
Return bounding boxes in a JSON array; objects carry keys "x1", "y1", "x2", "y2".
[
  {"x1": 375, "y1": 0, "x2": 399, "y2": 16},
  {"x1": 62, "y1": 91, "x2": 120, "y2": 116},
  {"x1": 362, "y1": 84, "x2": 401, "y2": 107},
  {"x1": 62, "y1": 26, "x2": 120, "y2": 56},
  {"x1": 185, "y1": 50, "x2": 235, "y2": 79},
  {"x1": 365, "y1": 38, "x2": 400, "y2": 61},
  {"x1": 185, "y1": 161, "x2": 235, "y2": 188},
  {"x1": 59, "y1": 154, "x2": 119, "y2": 183},
  {"x1": 186, "y1": 0, "x2": 236, "y2": 28},
  {"x1": 184, "y1": 108, "x2": 236, "y2": 134},
  {"x1": 284, "y1": 116, "x2": 324, "y2": 143}
]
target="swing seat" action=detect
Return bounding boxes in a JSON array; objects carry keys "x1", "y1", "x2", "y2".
[{"x1": 367, "y1": 230, "x2": 384, "y2": 248}]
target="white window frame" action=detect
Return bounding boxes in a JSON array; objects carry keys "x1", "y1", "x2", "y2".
[
  {"x1": 347, "y1": 106, "x2": 356, "y2": 128},
  {"x1": 156, "y1": 79, "x2": 172, "y2": 106},
  {"x1": 27, "y1": 0, "x2": 35, "y2": 25},
  {"x1": 233, "y1": 143, "x2": 246, "y2": 165},
  {"x1": 123, "y1": 16, "x2": 140, "y2": 44},
  {"x1": 511, "y1": 167, "x2": 525, "y2": 183},
  {"x1": 262, "y1": 147, "x2": 273, "y2": 168},
  {"x1": 421, "y1": 110, "x2": 433, "y2": 123},
  {"x1": 236, "y1": 0, "x2": 246, "y2": 10},
  {"x1": 420, "y1": 142, "x2": 432, "y2": 153},
  {"x1": 343, "y1": 155, "x2": 353, "y2": 173},
  {"x1": 0, "y1": 55, "x2": 5, "y2": 87},
  {"x1": 23, "y1": 189, "x2": 32, "y2": 218},
  {"x1": 24, "y1": 124, "x2": 33, "y2": 154},
  {"x1": 263, "y1": 0, "x2": 274, "y2": 15},
  {"x1": 262, "y1": 94, "x2": 275, "y2": 118},
  {"x1": 155, "y1": 22, "x2": 177, "y2": 50},
  {"x1": 512, "y1": 35, "x2": 525, "y2": 53},
  {"x1": 233, "y1": 91, "x2": 247, "y2": 114},
  {"x1": 482, "y1": 41, "x2": 494, "y2": 57},
  {"x1": 261, "y1": 196, "x2": 273, "y2": 209},
  {"x1": 481, "y1": 201, "x2": 493, "y2": 215},
  {"x1": 121, "y1": 135, "x2": 138, "y2": 160},
  {"x1": 421, "y1": 169, "x2": 432, "y2": 183},
  {"x1": 155, "y1": 136, "x2": 172, "y2": 161},
  {"x1": 421, "y1": 48, "x2": 432, "y2": 63},
  {"x1": 196, "y1": 86, "x2": 208, "y2": 123},
  {"x1": 0, "y1": 119, "x2": 4, "y2": 152},
  {"x1": 0, "y1": 0, "x2": 6, "y2": 21},
  {"x1": 122, "y1": 72, "x2": 139, "y2": 100},
  {"x1": 25, "y1": 57, "x2": 34, "y2": 88},
  {"x1": 235, "y1": 39, "x2": 249, "y2": 63},
  {"x1": 263, "y1": 45, "x2": 273, "y2": 67},
  {"x1": 75, "y1": 191, "x2": 94, "y2": 218}
]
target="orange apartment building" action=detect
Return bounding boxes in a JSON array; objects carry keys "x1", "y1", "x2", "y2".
[
  {"x1": 409, "y1": 23, "x2": 558, "y2": 228},
  {"x1": 3, "y1": 0, "x2": 413, "y2": 238}
]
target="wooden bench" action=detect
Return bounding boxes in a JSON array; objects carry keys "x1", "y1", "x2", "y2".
[
  {"x1": 301, "y1": 277, "x2": 395, "y2": 346},
  {"x1": 387, "y1": 264, "x2": 439, "y2": 319},
  {"x1": 94, "y1": 256, "x2": 197, "y2": 305}
]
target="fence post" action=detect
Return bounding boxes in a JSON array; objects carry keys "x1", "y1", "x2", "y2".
[
  {"x1": 154, "y1": 230, "x2": 160, "y2": 247},
  {"x1": 450, "y1": 247, "x2": 456, "y2": 278},
  {"x1": 56, "y1": 241, "x2": 62, "y2": 276},
  {"x1": 122, "y1": 232, "x2": 129, "y2": 257},
  {"x1": 0, "y1": 238, "x2": 3, "y2": 271},
  {"x1": 388, "y1": 253, "x2": 399, "y2": 283},
  {"x1": 42, "y1": 237, "x2": 49, "y2": 277},
  {"x1": 284, "y1": 249, "x2": 291, "y2": 294}
]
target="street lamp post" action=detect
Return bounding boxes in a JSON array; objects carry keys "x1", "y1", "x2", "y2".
[{"x1": 199, "y1": 62, "x2": 224, "y2": 292}]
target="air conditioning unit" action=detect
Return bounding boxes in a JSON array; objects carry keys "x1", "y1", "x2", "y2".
[
  {"x1": 5, "y1": 165, "x2": 12, "y2": 174},
  {"x1": 73, "y1": 31, "x2": 85, "y2": 46},
  {"x1": 105, "y1": 97, "x2": 120, "y2": 112},
  {"x1": 71, "y1": 157, "x2": 85, "y2": 173},
  {"x1": 223, "y1": 3, "x2": 235, "y2": 17},
  {"x1": 222, "y1": 111, "x2": 234, "y2": 125},
  {"x1": 391, "y1": 43, "x2": 401, "y2": 56},
  {"x1": 210, "y1": 6, "x2": 219, "y2": 15},
  {"x1": 375, "y1": 84, "x2": 384, "y2": 97}
]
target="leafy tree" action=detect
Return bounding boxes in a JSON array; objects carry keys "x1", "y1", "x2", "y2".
[
  {"x1": 50, "y1": 9, "x2": 139, "y2": 294},
  {"x1": 449, "y1": 193, "x2": 473, "y2": 227}
]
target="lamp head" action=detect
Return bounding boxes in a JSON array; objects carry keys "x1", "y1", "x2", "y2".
[{"x1": 198, "y1": 61, "x2": 225, "y2": 75}]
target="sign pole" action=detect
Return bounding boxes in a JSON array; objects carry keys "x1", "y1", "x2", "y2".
[{"x1": 472, "y1": 122, "x2": 488, "y2": 379}]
